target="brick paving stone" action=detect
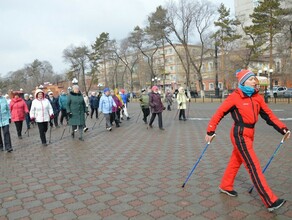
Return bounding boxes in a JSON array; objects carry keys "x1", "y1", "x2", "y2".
[{"x1": 0, "y1": 103, "x2": 291, "y2": 219}]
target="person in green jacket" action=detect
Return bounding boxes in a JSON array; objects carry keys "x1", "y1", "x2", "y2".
[
  {"x1": 67, "y1": 85, "x2": 89, "y2": 141},
  {"x1": 139, "y1": 88, "x2": 150, "y2": 124}
]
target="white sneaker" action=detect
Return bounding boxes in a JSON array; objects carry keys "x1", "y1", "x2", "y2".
[
  {"x1": 106, "y1": 127, "x2": 112, "y2": 131},
  {"x1": 83, "y1": 127, "x2": 88, "y2": 132}
]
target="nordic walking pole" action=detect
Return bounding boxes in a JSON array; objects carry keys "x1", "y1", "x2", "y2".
[
  {"x1": 182, "y1": 134, "x2": 216, "y2": 188},
  {"x1": 49, "y1": 120, "x2": 53, "y2": 143},
  {"x1": 248, "y1": 131, "x2": 290, "y2": 193},
  {"x1": 174, "y1": 108, "x2": 179, "y2": 120},
  {"x1": 135, "y1": 110, "x2": 142, "y2": 123}
]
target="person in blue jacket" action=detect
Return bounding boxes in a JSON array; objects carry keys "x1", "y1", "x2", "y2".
[
  {"x1": 0, "y1": 90, "x2": 13, "y2": 152},
  {"x1": 58, "y1": 90, "x2": 68, "y2": 125},
  {"x1": 99, "y1": 88, "x2": 116, "y2": 131}
]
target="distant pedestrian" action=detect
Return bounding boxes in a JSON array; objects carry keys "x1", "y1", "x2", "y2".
[
  {"x1": 148, "y1": 86, "x2": 165, "y2": 130},
  {"x1": 30, "y1": 89, "x2": 54, "y2": 146},
  {"x1": 24, "y1": 93, "x2": 32, "y2": 129},
  {"x1": 89, "y1": 92, "x2": 99, "y2": 119},
  {"x1": 0, "y1": 90, "x2": 13, "y2": 152},
  {"x1": 165, "y1": 89, "x2": 173, "y2": 111},
  {"x1": 99, "y1": 88, "x2": 116, "y2": 131},
  {"x1": 83, "y1": 91, "x2": 89, "y2": 132},
  {"x1": 120, "y1": 89, "x2": 130, "y2": 120},
  {"x1": 48, "y1": 91, "x2": 60, "y2": 128},
  {"x1": 176, "y1": 87, "x2": 189, "y2": 121},
  {"x1": 205, "y1": 69, "x2": 290, "y2": 212},
  {"x1": 67, "y1": 85, "x2": 88, "y2": 141},
  {"x1": 59, "y1": 90, "x2": 68, "y2": 125},
  {"x1": 139, "y1": 88, "x2": 150, "y2": 124},
  {"x1": 10, "y1": 91, "x2": 29, "y2": 139},
  {"x1": 110, "y1": 90, "x2": 122, "y2": 127}
]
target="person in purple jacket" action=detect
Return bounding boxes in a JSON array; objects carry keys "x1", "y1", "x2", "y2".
[
  {"x1": 148, "y1": 86, "x2": 165, "y2": 130},
  {"x1": 110, "y1": 90, "x2": 123, "y2": 128}
]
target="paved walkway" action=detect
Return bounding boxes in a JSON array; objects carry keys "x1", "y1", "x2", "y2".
[{"x1": 0, "y1": 102, "x2": 291, "y2": 219}]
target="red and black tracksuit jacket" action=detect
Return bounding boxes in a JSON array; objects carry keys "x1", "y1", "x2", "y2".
[{"x1": 207, "y1": 89, "x2": 288, "y2": 207}]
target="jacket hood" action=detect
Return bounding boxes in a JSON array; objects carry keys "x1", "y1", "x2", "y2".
[{"x1": 34, "y1": 89, "x2": 44, "y2": 98}]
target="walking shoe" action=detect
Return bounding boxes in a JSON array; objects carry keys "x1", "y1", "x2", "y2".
[
  {"x1": 148, "y1": 124, "x2": 153, "y2": 128},
  {"x1": 127, "y1": 117, "x2": 130, "y2": 120},
  {"x1": 83, "y1": 127, "x2": 88, "y2": 132},
  {"x1": 219, "y1": 187, "x2": 238, "y2": 197},
  {"x1": 42, "y1": 143, "x2": 48, "y2": 147},
  {"x1": 71, "y1": 132, "x2": 75, "y2": 138},
  {"x1": 7, "y1": 149, "x2": 13, "y2": 153},
  {"x1": 159, "y1": 127, "x2": 165, "y2": 130},
  {"x1": 106, "y1": 127, "x2": 112, "y2": 131},
  {"x1": 268, "y1": 199, "x2": 286, "y2": 212},
  {"x1": 79, "y1": 137, "x2": 84, "y2": 141},
  {"x1": 18, "y1": 136, "x2": 22, "y2": 139}
]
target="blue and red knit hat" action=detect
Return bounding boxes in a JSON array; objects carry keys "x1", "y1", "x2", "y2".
[{"x1": 236, "y1": 69, "x2": 255, "y2": 85}]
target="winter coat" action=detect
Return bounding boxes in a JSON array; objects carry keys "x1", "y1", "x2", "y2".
[
  {"x1": 177, "y1": 92, "x2": 189, "y2": 110},
  {"x1": 67, "y1": 91, "x2": 87, "y2": 126},
  {"x1": 121, "y1": 93, "x2": 129, "y2": 104},
  {"x1": 48, "y1": 96, "x2": 60, "y2": 115},
  {"x1": 89, "y1": 95, "x2": 99, "y2": 109},
  {"x1": 149, "y1": 92, "x2": 164, "y2": 113},
  {"x1": 114, "y1": 89, "x2": 124, "y2": 105},
  {"x1": 58, "y1": 94, "x2": 68, "y2": 110},
  {"x1": 30, "y1": 89, "x2": 54, "y2": 123},
  {"x1": 112, "y1": 95, "x2": 123, "y2": 112},
  {"x1": 99, "y1": 94, "x2": 116, "y2": 114},
  {"x1": 139, "y1": 94, "x2": 149, "y2": 109},
  {"x1": 0, "y1": 96, "x2": 11, "y2": 127},
  {"x1": 10, "y1": 97, "x2": 29, "y2": 122}
]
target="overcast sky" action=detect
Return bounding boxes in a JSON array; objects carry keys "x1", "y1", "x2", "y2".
[{"x1": 0, "y1": 0, "x2": 234, "y2": 76}]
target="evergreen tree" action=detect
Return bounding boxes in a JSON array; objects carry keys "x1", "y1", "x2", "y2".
[{"x1": 213, "y1": 3, "x2": 241, "y2": 89}]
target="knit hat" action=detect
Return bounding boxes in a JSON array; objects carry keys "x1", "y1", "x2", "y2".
[
  {"x1": 152, "y1": 86, "x2": 158, "y2": 91},
  {"x1": 141, "y1": 88, "x2": 146, "y2": 93},
  {"x1": 103, "y1": 87, "x2": 110, "y2": 93},
  {"x1": 236, "y1": 69, "x2": 255, "y2": 85}
]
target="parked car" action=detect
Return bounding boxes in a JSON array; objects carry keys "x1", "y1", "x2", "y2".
[
  {"x1": 273, "y1": 86, "x2": 287, "y2": 98},
  {"x1": 266, "y1": 86, "x2": 287, "y2": 98},
  {"x1": 283, "y1": 88, "x2": 292, "y2": 98}
]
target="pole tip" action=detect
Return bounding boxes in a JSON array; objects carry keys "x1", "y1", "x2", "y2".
[{"x1": 182, "y1": 183, "x2": 185, "y2": 188}]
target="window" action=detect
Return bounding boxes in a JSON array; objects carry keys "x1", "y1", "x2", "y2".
[
  {"x1": 208, "y1": 62, "x2": 213, "y2": 71},
  {"x1": 218, "y1": 83, "x2": 223, "y2": 89},
  {"x1": 209, "y1": 83, "x2": 214, "y2": 90}
]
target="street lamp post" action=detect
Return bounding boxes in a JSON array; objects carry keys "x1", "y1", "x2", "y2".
[
  {"x1": 259, "y1": 68, "x2": 269, "y2": 103},
  {"x1": 152, "y1": 77, "x2": 160, "y2": 86},
  {"x1": 269, "y1": 69, "x2": 273, "y2": 96}
]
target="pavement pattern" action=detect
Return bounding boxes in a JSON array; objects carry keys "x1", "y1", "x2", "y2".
[{"x1": 0, "y1": 101, "x2": 291, "y2": 220}]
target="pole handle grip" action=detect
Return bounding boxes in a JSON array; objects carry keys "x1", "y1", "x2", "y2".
[
  {"x1": 208, "y1": 134, "x2": 216, "y2": 144},
  {"x1": 281, "y1": 130, "x2": 290, "y2": 143}
]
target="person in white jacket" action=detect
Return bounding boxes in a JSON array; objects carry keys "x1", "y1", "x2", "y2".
[{"x1": 30, "y1": 89, "x2": 54, "y2": 146}]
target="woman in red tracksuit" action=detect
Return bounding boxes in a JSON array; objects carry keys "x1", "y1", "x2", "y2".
[{"x1": 205, "y1": 69, "x2": 290, "y2": 212}]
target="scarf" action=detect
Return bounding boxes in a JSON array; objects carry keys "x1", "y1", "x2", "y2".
[{"x1": 239, "y1": 84, "x2": 255, "y2": 97}]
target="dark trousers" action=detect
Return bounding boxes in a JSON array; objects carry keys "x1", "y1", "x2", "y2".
[
  {"x1": 60, "y1": 109, "x2": 68, "y2": 125},
  {"x1": 110, "y1": 112, "x2": 119, "y2": 126},
  {"x1": 53, "y1": 112, "x2": 59, "y2": 127},
  {"x1": 0, "y1": 125, "x2": 12, "y2": 151},
  {"x1": 25, "y1": 114, "x2": 31, "y2": 129},
  {"x1": 179, "y1": 109, "x2": 186, "y2": 119},
  {"x1": 14, "y1": 121, "x2": 23, "y2": 137},
  {"x1": 149, "y1": 112, "x2": 163, "y2": 128},
  {"x1": 37, "y1": 122, "x2": 48, "y2": 144},
  {"x1": 91, "y1": 107, "x2": 98, "y2": 119},
  {"x1": 142, "y1": 108, "x2": 150, "y2": 123}
]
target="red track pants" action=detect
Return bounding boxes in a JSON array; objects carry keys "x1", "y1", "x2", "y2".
[{"x1": 219, "y1": 126, "x2": 278, "y2": 207}]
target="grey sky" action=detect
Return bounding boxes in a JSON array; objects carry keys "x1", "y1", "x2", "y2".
[{"x1": 0, "y1": 0, "x2": 234, "y2": 76}]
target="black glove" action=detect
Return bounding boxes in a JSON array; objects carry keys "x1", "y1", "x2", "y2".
[
  {"x1": 189, "y1": 99, "x2": 191, "y2": 102},
  {"x1": 179, "y1": 103, "x2": 182, "y2": 106},
  {"x1": 68, "y1": 112, "x2": 73, "y2": 118},
  {"x1": 9, "y1": 119, "x2": 11, "y2": 124},
  {"x1": 86, "y1": 111, "x2": 89, "y2": 116},
  {"x1": 163, "y1": 107, "x2": 166, "y2": 110}
]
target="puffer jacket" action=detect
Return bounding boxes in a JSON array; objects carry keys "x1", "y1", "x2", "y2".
[
  {"x1": 149, "y1": 92, "x2": 164, "y2": 113},
  {"x1": 10, "y1": 97, "x2": 29, "y2": 122},
  {"x1": 30, "y1": 89, "x2": 54, "y2": 123},
  {"x1": 99, "y1": 94, "x2": 116, "y2": 114},
  {"x1": 0, "y1": 96, "x2": 11, "y2": 127}
]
